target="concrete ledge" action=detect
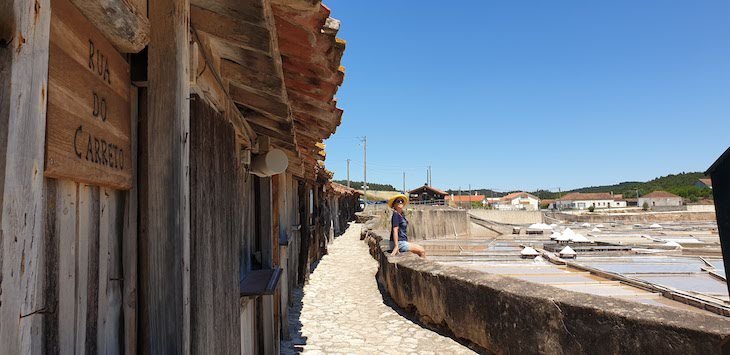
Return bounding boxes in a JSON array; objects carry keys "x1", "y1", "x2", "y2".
[
  {"x1": 365, "y1": 230, "x2": 730, "y2": 354},
  {"x1": 369, "y1": 208, "x2": 470, "y2": 240}
]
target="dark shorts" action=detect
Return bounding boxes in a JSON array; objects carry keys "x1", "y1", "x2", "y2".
[{"x1": 389, "y1": 240, "x2": 410, "y2": 252}]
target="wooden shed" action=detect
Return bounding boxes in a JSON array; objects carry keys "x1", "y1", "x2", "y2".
[
  {"x1": 0, "y1": 0, "x2": 349, "y2": 353},
  {"x1": 708, "y1": 147, "x2": 730, "y2": 296}
]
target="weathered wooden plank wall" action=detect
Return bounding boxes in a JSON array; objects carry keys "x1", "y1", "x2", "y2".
[
  {"x1": 189, "y1": 95, "x2": 241, "y2": 354},
  {"x1": 41, "y1": 179, "x2": 128, "y2": 354},
  {"x1": 286, "y1": 177, "x2": 300, "y2": 297},
  {"x1": 123, "y1": 86, "x2": 141, "y2": 355},
  {"x1": 0, "y1": 0, "x2": 52, "y2": 353},
  {"x1": 239, "y1": 299, "x2": 256, "y2": 355},
  {"x1": 142, "y1": 0, "x2": 191, "y2": 352}
]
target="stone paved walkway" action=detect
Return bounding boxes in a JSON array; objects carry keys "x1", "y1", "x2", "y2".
[{"x1": 281, "y1": 223, "x2": 475, "y2": 355}]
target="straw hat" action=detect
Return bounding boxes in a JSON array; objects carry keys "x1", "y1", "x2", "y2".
[{"x1": 387, "y1": 193, "x2": 409, "y2": 208}]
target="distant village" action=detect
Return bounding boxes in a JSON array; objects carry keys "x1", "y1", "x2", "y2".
[{"x1": 391, "y1": 177, "x2": 715, "y2": 212}]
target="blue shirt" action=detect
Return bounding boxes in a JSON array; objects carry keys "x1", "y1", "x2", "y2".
[{"x1": 391, "y1": 212, "x2": 408, "y2": 242}]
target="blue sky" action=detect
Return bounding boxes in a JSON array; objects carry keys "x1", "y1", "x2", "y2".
[{"x1": 323, "y1": 1, "x2": 730, "y2": 192}]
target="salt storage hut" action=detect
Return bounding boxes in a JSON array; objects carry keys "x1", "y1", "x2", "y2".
[{"x1": 559, "y1": 246, "x2": 577, "y2": 259}]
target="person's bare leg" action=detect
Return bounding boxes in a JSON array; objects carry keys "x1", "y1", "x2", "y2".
[{"x1": 408, "y1": 243, "x2": 427, "y2": 259}]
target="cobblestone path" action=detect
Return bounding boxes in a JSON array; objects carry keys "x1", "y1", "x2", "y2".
[{"x1": 281, "y1": 222, "x2": 475, "y2": 355}]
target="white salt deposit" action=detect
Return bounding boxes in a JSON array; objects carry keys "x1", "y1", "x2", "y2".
[
  {"x1": 559, "y1": 246, "x2": 577, "y2": 256},
  {"x1": 529, "y1": 223, "x2": 552, "y2": 230}
]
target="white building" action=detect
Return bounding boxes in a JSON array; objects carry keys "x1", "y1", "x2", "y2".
[
  {"x1": 494, "y1": 192, "x2": 540, "y2": 211},
  {"x1": 556, "y1": 192, "x2": 626, "y2": 210},
  {"x1": 638, "y1": 191, "x2": 683, "y2": 208}
]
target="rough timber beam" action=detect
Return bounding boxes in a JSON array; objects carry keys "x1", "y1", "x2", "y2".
[
  {"x1": 190, "y1": 5, "x2": 271, "y2": 54},
  {"x1": 0, "y1": 0, "x2": 51, "y2": 352},
  {"x1": 229, "y1": 83, "x2": 290, "y2": 120},
  {"x1": 220, "y1": 59, "x2": 284, "y2": 99},
  {"x1": 191, "y1": 0, "x2": 265, "y2": 24},
  {"x1": 191, "y1": 29, "x2": 256, "y2": 146},
  {"x1": 70, "y1": 0, "x2": 150, "y2": 53},
  {"x1": 143, "y1": 0, "x2": 190, "y2": 352},
  {"x1": 246, "y1": 121, "x2": 296, "y2": 150}
]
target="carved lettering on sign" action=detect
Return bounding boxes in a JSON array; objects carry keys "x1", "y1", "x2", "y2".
[
  {"x1": 92, "y1": 92, "x2": 107, "y2": 121},
  {"x1": 45, "y1": 0, "x2": 132, "y2": 190},
  {"x1": 88, "y1": 40, "x2": 111, "y2": 84},
  {"x1": 73, "y1": 125, "x2": 125, "y2": 169}
]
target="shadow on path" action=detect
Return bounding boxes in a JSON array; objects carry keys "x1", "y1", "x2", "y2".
[{"x1": 375, "y1": 276, "x2": 489, "y2": 354}]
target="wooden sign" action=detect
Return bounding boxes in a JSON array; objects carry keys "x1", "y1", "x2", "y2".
[{"x1": 45, "y1": 0, "x2": 132, "y2": 190}]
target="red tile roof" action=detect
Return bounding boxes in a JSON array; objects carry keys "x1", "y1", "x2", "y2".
[
  {"x1": 500, "y1": 191, "x2": 538, "y2": 202},
  {"x1": 560, "y1": 192, "x2": 615, "y2": 201},
  {"x1": 409, "y1": 185, "x2": 449, "y2": 196},
  {"x1": 699, "y1": 178, "x2": 712, "y2": 187}
]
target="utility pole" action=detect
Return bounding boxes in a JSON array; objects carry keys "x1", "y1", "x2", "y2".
[
  {"x1": 403, "y1": 172, "x2": 406, "y2": 194},
  {"x1": 558, "y1": 187, "x2": 562, "y2": 211},
  {"x1": 468, "y1": 184, "x2": 472, "y2": 210},
  {"x1": 428, "y1": 165, "x2": 433, "y2": 186},
  {"x1": 346, "y1": 159, "x2": 351, "y2": 188},
  {"x1": 361, "y1": 136, "x2": 367, "y2": 205}
]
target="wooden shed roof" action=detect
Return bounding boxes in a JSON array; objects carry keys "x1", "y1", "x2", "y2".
[{"x1": 189, "y1": 0, "x2": 346, "y2": 182}]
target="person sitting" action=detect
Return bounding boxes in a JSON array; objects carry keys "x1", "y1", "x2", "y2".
[{"x1": 387, "y1": 194, "x2": 426, "y2": 259}]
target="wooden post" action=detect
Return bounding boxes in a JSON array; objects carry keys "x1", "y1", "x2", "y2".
[
  {"x1": 142, "y1": 0, "x2": 190, "y2": 353},
  {"x1": 708, "y1": 148, "x2": 730, "y2": 295},
  {"x1": 123, "y1": 86, "x2": 141, "y2": 354},
  {"x1": 0, "y1": 0, "x2": 51, "y2": 353}
]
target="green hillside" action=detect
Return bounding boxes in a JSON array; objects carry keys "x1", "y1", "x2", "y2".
[{"x1": 530, "y1": 172, "x2": 712, "y2": 202}]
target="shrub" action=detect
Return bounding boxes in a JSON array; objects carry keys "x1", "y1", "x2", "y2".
[
  {"x1": 588, "y1": 205, "x2": 595, "y2": 213},
  {"x1": 642, "y1": 202, "x2": 649, "y2": 211}
]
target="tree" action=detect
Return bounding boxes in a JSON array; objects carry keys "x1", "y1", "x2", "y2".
[
  {"x1": 588, "y1": 205, "x2": 595, "y2": 213},
  {"x1": 642, "y1": 202, "x2": 650, "y2": 211}
]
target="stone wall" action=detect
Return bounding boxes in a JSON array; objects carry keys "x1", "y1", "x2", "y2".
[
  {"x1": 687, "y1": 204, "x2": 716, "y2": 213},
  {"x1": 468, "y1": 209, "x2": 544, "y2": 225},
  {"x1": 365, "y1": 230, "x2": 730, "y2": 354},
  {"x1": 547, "y1": 211, "x2": 717, "y2": 223},
  {"x1": 369, "y1": 208, "x2": 470, "y2": 240}
]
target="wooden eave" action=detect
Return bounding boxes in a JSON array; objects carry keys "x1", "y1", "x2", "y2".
[
  {"x1": 187, "y1": 0, "x2": 346, "y2": 180},
  {"x1": 189, "y1": 0, "x2": 298, "y2": 151},
  {"x1": 270, "y1": 0, "x2": 346, "y2": 181}
]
